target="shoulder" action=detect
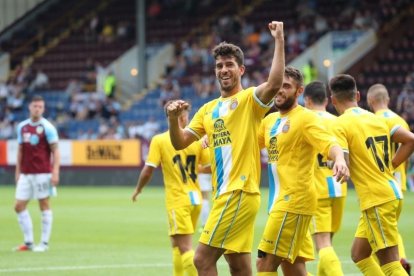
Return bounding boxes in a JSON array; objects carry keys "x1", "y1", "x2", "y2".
[
  {"x1": 17, "y1": 119, "x2": 30, "y2": 129},
  {"x1": 41, "y1": 118, "x2": 57, "y2": 131}
]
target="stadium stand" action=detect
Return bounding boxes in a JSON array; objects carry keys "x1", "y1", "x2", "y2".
[{"x1": 0, "y1": 0, "x2": 413, "y2": 141}]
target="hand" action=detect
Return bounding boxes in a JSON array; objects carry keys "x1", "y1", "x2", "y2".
[
  {"x1": 51, "y1": 172, "x2": 59, "y2": 186},
  {"x1": 332, "y1": 159, "x2": 350, "y2": 183},
  {"x1": 166, "y1": 100, "x2": 190, "y2": 119},
  {"x1": 201, "y1": 135, "x2": 209, "y2": 149},
  {"x1": 268, "y1": 21, "x2": 284, "y2": 39}
]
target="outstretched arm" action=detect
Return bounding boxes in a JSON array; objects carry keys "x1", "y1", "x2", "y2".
[
  {"x1": 131, "y1": 165, "x2": 155, "y2": 202},
  {"x1": 328, "y1": 145, "x2": 350, "y2": 183},
  {"x1": 167, "y1": 100, "x2": 198, "y2": 150},
  {"x1": 255, "y1": 21, "x2": 285, "y2": 104}
]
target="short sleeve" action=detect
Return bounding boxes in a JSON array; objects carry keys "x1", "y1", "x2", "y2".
[
  {"x1": 186, "y1": 104, "x2": 207, "y2": 140},
  {"x1": 44, "y1": 122, "x2": 59, "y2": 144},
  {"x1": 145, "y1": 136, "x2": 161, "y2": 167}
]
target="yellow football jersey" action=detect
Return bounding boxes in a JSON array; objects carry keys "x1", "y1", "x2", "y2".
[
  {"x1": 313, "y1": 111, "x2": 347, "y2": 199},
  {"x1": 333, "y1": 107, "x2": 402, "y2": 211},
  {"x1": 258, "y1": 105, "x2": 338, "y2": 215},
  {"x1": 375, "y1": 109, "x2": 410, "y2": 192},
  {"x1": 146, "y1": 131, "x2": 210, "y2": 209},
  {"x1": 187, "y1": 87, "x2": 272, "y2": 198}
]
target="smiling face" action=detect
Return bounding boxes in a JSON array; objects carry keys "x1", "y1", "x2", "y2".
[
  {"x1": 215, "y1": 55, "x2": 245, "y2": 96},
  {"x1": 274, "y1": 75, "x2": 302, "y2": 113}
]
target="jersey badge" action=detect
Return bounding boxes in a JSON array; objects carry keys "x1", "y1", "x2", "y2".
[
  {"x1": 282, "y1": 120, "x2": 290, "y2": 133},
  {"x1": 230, "y1": 98, "x2": 238, "y2": 110},
  {"x1": 36, "y1": 126, "x2": 44, "y2": 134}
]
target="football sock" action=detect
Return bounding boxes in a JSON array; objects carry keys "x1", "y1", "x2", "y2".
[
  {"x1": 172, "y1": 247, "x2": 183, "y2": 276},
  {"x1": 318, "y1": 246, "x2": 344, "y2": 276},
  {"x1": 201, "y1": 199, "x2": 210, "y2": 226},
  {"x1": 257, "y1": 272, "x2": 278, "y2": 276},
  {"x1": 41, "y1": 210, "x2": 53, "y2": 244},
  {"x1": 182, "y1": 250, "x2": 197, "y2": 276},
  {"x1": 17, "y1": 209, "x2": 34, "y2": 244},
  {"x1": 356, "y1": 256, "x2": 384, "y2": 275},
  {"x1": 381, "y1": 261, "x2": 408, "y2": 276}
]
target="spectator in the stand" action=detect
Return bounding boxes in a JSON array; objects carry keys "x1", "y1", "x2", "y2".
[
  {"x1": 99, "y1": 19, "x2": 115, "y2": 44},
  {"x1": 141, "y1": 116, "x2": 160, "y2": 140},
  {"x1": 159, "y1": 78, "x2": 180, "y2": 107},
  {"x1": 0, "y1": 119, "x2": 14, "y2": 139},
  {"x1": 303, "y1": 60, "x2": 318, "y2": 85},
  {"x1": 148, "y1": 0, "x2": 162, "y2": 18},
  {"x1": 29, "y1": 69, "x2": 49, "y2": 92},
  {"x1": 104, "y1": 71, "x2": 116, "y2": 99},
  {"x1": 84, "y1": 13, "x2": 102, "y2": 42},
  {"x1": 7, "y1": 91, "x2": 24, "y2": 111},
  {"x1": 314, "y1": 14, "x2": 328, "y2": 35}
]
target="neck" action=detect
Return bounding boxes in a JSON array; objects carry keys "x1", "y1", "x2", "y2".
[
  {"x1": 312, "y1": 104, "x2": 326, "y2": 111},
  {"x1": 31, "y1": 116, "x2": 41, "y2": 122},
  {"x1": 220, "y1": 84, "x2": 243, "y2": 98},
  {"x1": 280, "y1": 102, "x2": 298, "y2": 115},
  {"x1": 338, "y1": 102, "x2": 358, "y2": 115},
  {"x1": 372, "y1": 103, "x2": 388, "y2": 113}
]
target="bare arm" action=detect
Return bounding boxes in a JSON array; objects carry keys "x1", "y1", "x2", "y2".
[
  {"x1": 328, "y1": 145, "x2": 350, "y2": 182},
  {"x1": 131, "y1": 165, "x2": 155, "y2": 202},
  {"x1": 15, "y1": 145, "x2": 23, "y2": 183},
  {"x1": 50, "y1": 143, "x2": 60, "y2": 186},
  {"x1": 391, "y1": 127, "x2": 414, "y2": 169},
  {"x1": 255, "y1": 21, "x2": 285, "y2": 104},
  {"x1": 167, "y1": 100, "x2": 198, "y2": 150}
]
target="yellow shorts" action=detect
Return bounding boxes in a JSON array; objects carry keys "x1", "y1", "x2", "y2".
[
  {"x1": 167, "y1": 204, "x2": 201, "y2": 236},
  {"x1": 354, "y1": 199, "x2": 401, "y2": 253},
  {"x1": 310, "y1": 197, "x2": 345, "y2": 234},
  {"x1": 199, "y1": 190, "x2": 260, "y2": 253},
  {"x1": 258, "y1": 211, "x2": 313, "y2": 263}
]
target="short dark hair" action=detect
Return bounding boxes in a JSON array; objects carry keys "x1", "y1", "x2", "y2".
[
  {"x1": 285, "y1": 66, "x2": 303, "y2": 87},
  {"x1": 303, "y1": 81, "x2": 327, "y2": 105},
  {"x1": 212, "y1": 42, "x2": 244, "y2": 66},
  {"x1": 30, "y1": 95, "x2": 44, "y2": 103},
  {"x1": 329, "y1": 74, "x2": 357, "y2": 101}
]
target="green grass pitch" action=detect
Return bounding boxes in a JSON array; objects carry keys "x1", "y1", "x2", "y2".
[{"x1": 0, "y1": 185, "x2": 413, "y2": 275}]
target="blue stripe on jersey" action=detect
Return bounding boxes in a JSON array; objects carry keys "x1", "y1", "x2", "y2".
[
  {"x1": 270, "y1": 118, "x2": 282, "y2": 137},
  {"x1": 212, "y1": 101, "x2": 222, "y2": 119},
  {"x1": 327, "y1": 176, "x2": 335, "y2": 198},
  {"x1": 389, "y1": 180, "x2": 402, "y2": 199},
  {"x1": 189, "y1": 191, "x2": 196, "y2": 205},
  {"x1": 268, "y1": 163, "x2": 276, "y2": 213},
  {"x1": 212, "y1": 101, "x2": 224, "y2": 198},
  {"x1": 214, "y1": 146, "x2": 224, "y2": 198}
]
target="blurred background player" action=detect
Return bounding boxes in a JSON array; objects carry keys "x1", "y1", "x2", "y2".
[
  {"x1": 131, "y1": 101, "x2": 209, "y2": 276},
  {"x1": 367, "y1": 83, "x2": 412, "y2": 274},
  {"x1": 256, "y1": 67, "x2": 349, "y2": 276},
  {"x1": 166, "y1": 21, "x2": 285, "y2": 276},
  {"x1": 304, "y1": 81, "x2": 346, "y2": 276},
  {"x1": 197, "y1": 157, "x2": 212, "y2": 232},
  {"x1": 330, "y1": 74, "x2": 414, "y2": 276},
  {"x1": 14, "y1": 95, "x2": 60, "y2": 252}
]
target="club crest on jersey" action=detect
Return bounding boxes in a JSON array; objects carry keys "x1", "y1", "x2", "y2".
[
  {"x1": 214, "y1": 119, "x2": 226, "y2": 132},
  {"x1": 282, "y1": 120, "x2": 290, "y2": 133},
  {"x1": 229, "y1": 98, "x2": 238, "y2": 110},
  {"x1": 36, "y1": 126, "x2": 44, "y2": 134}
]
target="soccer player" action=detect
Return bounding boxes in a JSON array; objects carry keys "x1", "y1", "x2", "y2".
[
  {"x1": 329, "y1": 74, "x2": 414, "y2": 276},
  {"x1": 303, "y1": 81, "x2": 346, "y2": 275},
  {"x1": 198, "y1": 159, "x2": 212, "y2": 231},
  {"x1": 167, "y1": 21, "x2": 285, "y2": 276},
  {"x1": 256, "y1": 67, "x2": 349, "y2": 276},
  {"x1": 131, "y1": 102, "x2": 209, "y2": 276},
  {"x1": 367, "y1": 83, "x2": 411, "y2": 274},
  {"x1": 14, "y1": 95, "x2": 60, "y2": 252}
]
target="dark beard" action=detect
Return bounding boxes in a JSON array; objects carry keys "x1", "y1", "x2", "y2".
[
  {"x1": 275, "y1": 96, "x2": 296, "y2": 111},
  {"x1": 219, "y1": 79, "x2": 236, "y2": 93}
]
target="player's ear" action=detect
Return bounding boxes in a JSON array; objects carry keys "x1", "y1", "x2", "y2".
[{"x1": 356, "y1": 91, "x2": 361, "y2": 102}]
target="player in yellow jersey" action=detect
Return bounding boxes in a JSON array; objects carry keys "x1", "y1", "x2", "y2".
[
  {"x1": 303, "y1": 81, "x2": 346, "y2": 276},
  {"x1": 256, "y1": 67, "x2": 349, "y2": 276},
  {"x1": 329, "y1": 74, "x2": 414, "y2": 276},
  {"x1": 131, "y1": 103, "x2": 210, "y2": 276},
  {"x1": 166, "y1": 21, "x2": 285, "y2": 276},
  {"x1": 367, "y1": 83, "x2": 411, "y2": 274}
]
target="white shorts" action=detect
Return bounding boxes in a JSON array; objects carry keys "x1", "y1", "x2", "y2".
[
  {"x1": 15, "y1": 173, "x2": 54, "y2": 200},
  {"x1": 198, "y1": 173, "x2": 212, "y2": 192}
]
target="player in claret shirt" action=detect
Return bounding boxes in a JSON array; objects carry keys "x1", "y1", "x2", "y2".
[{"x1": 14, "y1": 95, "x2": 60, "y2": 252}]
